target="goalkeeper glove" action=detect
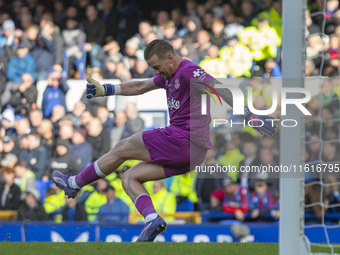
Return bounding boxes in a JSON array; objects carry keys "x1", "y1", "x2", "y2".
[
  {"x1": 86, "y1": 77, "x2": 120, "y2": 99},
  {"x1": 241, "y1": 106, "x2": 277, "y2": 136}
]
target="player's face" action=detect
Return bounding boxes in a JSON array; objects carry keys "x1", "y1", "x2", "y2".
[{"x1": 147, "y1": 54, "x2": 173, "y2": 80}]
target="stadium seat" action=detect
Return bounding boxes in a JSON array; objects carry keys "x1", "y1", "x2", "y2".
[
  {"x1": 35, "y1": 180, "x2": 53, "y2": 203},
  {"x1": 176, "y1": 199, "x2": 194, "y2": 212},
  {"x1": 62, "y1": 44, "x2": 86, "y2": 79}
]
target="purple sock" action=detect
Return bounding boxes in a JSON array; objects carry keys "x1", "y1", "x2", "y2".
[
  {"x1": 75, "y1": 162, "x2": 105, "y2": 188},
  {"x1": 135, "y1": 194, "x2": 157, "y2": 219}
]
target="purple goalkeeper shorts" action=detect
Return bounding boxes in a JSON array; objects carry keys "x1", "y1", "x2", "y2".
[{"x1": 142, "y1": 126, "x2": 207, "y2": 178}]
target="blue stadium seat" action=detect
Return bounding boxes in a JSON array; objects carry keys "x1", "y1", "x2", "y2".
[
  {"x1": 176, "y1": 199, "x2": 194, "y2": 212},
  {"x1": 35, "y1": 180, "x2": 53, "y2": 203},
  {"x1": 62, "y1": 44, "x2": 86, "y2": 79}
]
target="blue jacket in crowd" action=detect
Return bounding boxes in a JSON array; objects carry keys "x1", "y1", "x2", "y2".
[{"x1": 6, "y1": 53, "x2": 35, "y2": 82}]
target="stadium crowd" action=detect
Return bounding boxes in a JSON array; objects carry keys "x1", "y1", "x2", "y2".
[{"x1": 0, "y1": 0, "x2": 339, "y2": 224}]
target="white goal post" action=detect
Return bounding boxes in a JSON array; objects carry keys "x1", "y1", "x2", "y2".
[{"x1": 279, "y1": 0, "x2": 310, "y2": 255}]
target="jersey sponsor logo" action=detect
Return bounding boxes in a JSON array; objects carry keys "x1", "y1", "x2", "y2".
[{"x1": 168, "y1": 98, "x2": 180, "y2": 110}]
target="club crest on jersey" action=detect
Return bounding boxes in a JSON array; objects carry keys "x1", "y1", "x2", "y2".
[
  {"x1": 174, "y1": 79, "x2": 180, "y2": 90},
  {"x1": 168, "y1": 98, "x2": 180, "y2": 110},
  {"x1": 193, "y1": 68, "x2": 206, "y2": 82}
]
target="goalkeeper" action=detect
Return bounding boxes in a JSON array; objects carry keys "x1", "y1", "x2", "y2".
[{"x1": 53, "y1": 39, "x2": 276, "y2": 242}]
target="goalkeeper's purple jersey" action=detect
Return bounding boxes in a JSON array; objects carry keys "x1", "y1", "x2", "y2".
[{"x1": 153, "y1": 59, "x2": 213, "y2": 149}]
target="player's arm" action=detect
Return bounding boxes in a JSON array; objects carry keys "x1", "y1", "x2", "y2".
[
  {"x1": 208, "y1": 78, "x2": 277, "y2": 136},
  {"x1": 86, "y1": 77, "x2": 159, "y2": 98}
]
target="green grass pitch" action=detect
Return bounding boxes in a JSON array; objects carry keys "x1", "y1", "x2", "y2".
[{"x1": 1, "y1": 242, "x2": 340, "y2": 255}]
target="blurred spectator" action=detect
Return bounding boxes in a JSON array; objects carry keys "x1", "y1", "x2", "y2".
[
  {"x1": 223, "y1": 11, "x2": 244, "y2": 38},
  {"x1": 70, "y1": 128, "x2": 92, "y2": 170},
  {"x1": 7, "y1": 73, "x2": 37, "y2": 115},
  {"x1": 258, "y1": 147, "x2": 279, "y2": 198},
  {"x1": 249, "y1": 177, "x2": 279, "y2": 221},
  {"x1": 306, "y1": 134, "x2": 322, "y2": 162},
  {"x1": 43, "y1": 186, "x2": 65, "y2": 222},
  {"x1": 320, "y1": 106, "x2": 339, "y2": 140},
  {"x1": 0, "y1": 19, "x2": 18, "y2": 60},
  {"x1": 23, "y1": 24, "x2": 54, "y2": 81},
  {"x1": 210, "y1": 178, "x2": 250, "y2": 221},
  {"x1": 115, "y1": 61, "x2": 132, "y2": 82},
  {"x1": 195, "y1": 149, "x2": 224, "y2": 212},
  {"x1": 124, "y1": 102, "x2": 145, "y2": 137},
  {"x1": 240, "y1": 1, "x2": 256, "y2": 27},
  {"x1": 122, "y1": 37, "x2": 143, "y2": 71},
  {"x1": 58, "y1": 121, "x2": 74, "y2": 141},
  {"x1": 0, "y1": 153, "x2": 18, "y2": 168},
  {"x1": 97, "y1": 185, "x2": 129, "y2": 223},
  {"x1": 170, "y1": 172, "x2": 198, "y2": 208},
  {"x1": 0, "y1": 166, "x2": 21, "y2": 210},
  {"x1": 14, "y1": 115, "x2": 31, "y2": 140},
  {"x1": 151, "y1": 181, "x2": 176, "y2": 220},
  {"x1": 209, "y1": 18, "x2": 227, "y2": 47},
  {"x1": 199, "y1": 44, "x2": 227, "y2": 77},
  {"x1": 0, "y1": 19, "x2": 18, "y2": 90},
  {"x1": 41, "y1": 69, "x2": 69, "y2": 119},
  {"x1": 237, "y1": 138, "x2": 261, "y2": 191},
  {"x1": 96, "y1": 40, "x2": 123, "y2": 78},
  {"x1": 45, "y1": 139, "x2": 80, "y2": 179},
  {"x1": 61, "y1": 195, "x2": 87, "y2": 222},
  {"x1": 217, "y1": 140, "x2": 245, "y2": 180},
  {"x1": 82, "y1": 5, "x2": 106, "y2": 67},
  {"x1": 37, "y1": 119, "x2": 55, "y2": 158},
  {"x1": 0, "y1": 106, "x2": 15, "y2": 137},
  {"x1": 50, "y1": 105, "x2": 67, "y2": 135},
  {"x1": 14, "y1": 159, "x2": 35, "y2": 199},
  {"x1": 113, "y1": 0, "x2": 139, "y2": 51},
  {"x1": 251, "y1": 0, "x2": 282, "y2": 38},
  {"x1": 70, "y1": 101, "x2": 86, "y2": 128},
  {"x1": 6, "y1": 43, "x2": 35, "y2": 83},
  {"x1": 62, "y1": 17, "x2": 86, "y2": 78},
  {"x1": 163, "y1": 21, "x2": 177, "y2": 42},
  {"x1": 194, "y1": 29, "x2": 211, "y2": 62},
  {"x1": 28, "y1": 109, "x2": 43, "y2": 133},
  {"x1": 53, "y1": 1, "x2": 66, "y2": 28},
  {"x1": 84, "y1": 179, "x2": 108, "y2": 222},
  {"x1": 239, "y1": 17, "x2": 281, "y2": 63},
  {"x1": 263, "y1": 59, "x2": 282, "y2": 78},
  {"x1": 3, "y1": 43, "x2": 35, "y2": 108},
  {"x1": 324, "y1": 176, "x2": 340, "y2": 213},
  {"x1": 320, "y1": 79, "x2": 340, "y2": 118},
  {"x1": 17, "y1": 188, "x2": 48, "y2": 221},
  {"x1": 18, "y1": 132, "x2": 48, "y2": 179},
  {"x1": 305, "y1": 182, "x2": 324, "y2": 219},
  {"x1": 96, "y1": 105, "x2": 114, "y2": 134},
  {"x1": 110, "y1": 110, "x2": 127, "y2": 148},
  {"x1": 87, "y1": 117, "x2": 111, "y2": 161},
  {"x1": 1, "y1": 135, "x2": 18, "y2": 156},
  {"x1": 100, "y1": 0, "x2": 117, "y2": 43},
  {"x1": 135, "y1": 20, "x2": 153, "y2": 49},
  {"x1": 219, "y1": 35, "x2": 252, "y2": 78},
  {"x1": 305, "y1": 10, "x2": 320, "y2": 36},
  {"x1": 40, "y1": 19, "x2": 64, "y2": 67},
  {"x1": 306, "y1": 33, "x2": 324, "y2": 75},
  {"x1": 322, "y1": 142, "x2": 340, "y2": 165},
  {"x1": 80, "y1": 108, "x2": 94, "y2": 130},
  {"x1": 202, "y1": 11, "x2": 214, "y2": 32},
  {"x1": 131, "y1": 59, "x2": 154, "y2": 78},
  {"x1": 183, "y1": 16, "x2": 202, "y2": 45}
]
